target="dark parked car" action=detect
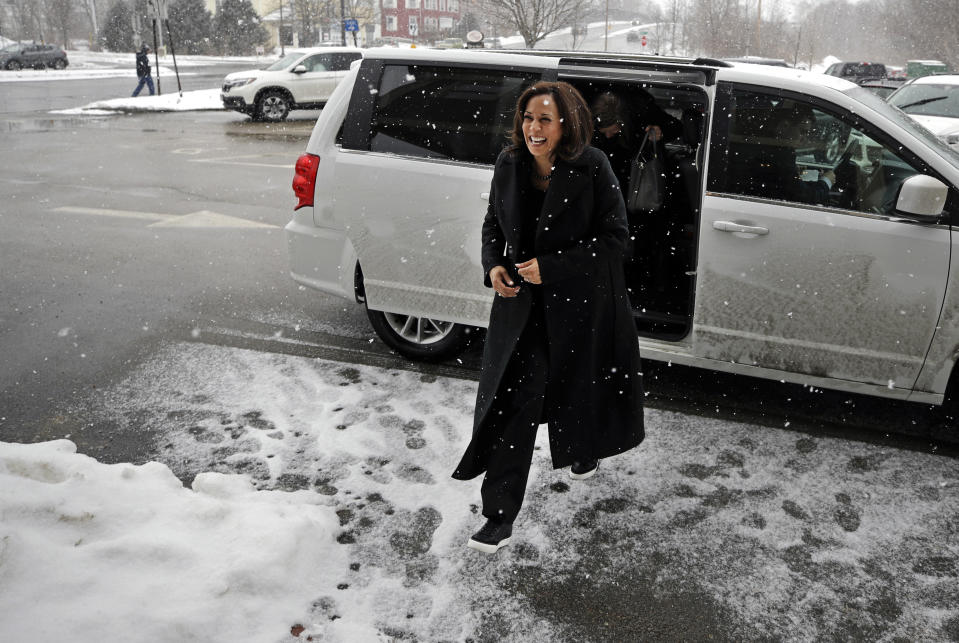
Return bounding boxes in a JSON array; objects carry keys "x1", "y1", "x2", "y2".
[
  {"x1": 823, "y1": 61, "x2": 886, "y2": 84},
  {"x1": 0, "y1": 43, "x2": 69, "y2": 70}
]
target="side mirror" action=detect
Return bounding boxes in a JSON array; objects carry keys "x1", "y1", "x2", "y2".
[
  {"x1": 292, "y1": 64, "x2": 308, "y2": 74},
  {"x1": 896, "y1": 174, "x2": 948, "y2": 221}
]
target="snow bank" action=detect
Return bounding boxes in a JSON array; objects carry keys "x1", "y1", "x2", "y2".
[
  {"x1": 0, "y1": 439, "x2": 341, "y2": 642},
  {"x1": 49, "y1": 88, "x2": 224, "y2": 115}
]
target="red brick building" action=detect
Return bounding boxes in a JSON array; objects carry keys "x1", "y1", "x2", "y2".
[{"x1": 380, "y1": 0, "x2": 462, "y2": 42}]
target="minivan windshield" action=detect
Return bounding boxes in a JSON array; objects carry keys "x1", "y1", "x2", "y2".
[
  {"x1": 846, "y1": 84, "x2": 959, "y2": 166},
  {"x1": 264, "y1": 51, "x2": 307, "y2": 71}
]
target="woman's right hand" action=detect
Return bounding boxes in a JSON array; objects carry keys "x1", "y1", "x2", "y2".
[{"x1": 489, "y1": 266, "x2": 521, "y2": 298}]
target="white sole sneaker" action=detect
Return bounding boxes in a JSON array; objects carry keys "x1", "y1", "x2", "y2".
[
  {"x1": 569, "y1": 463, "x2": 598, "y2": 480},
  {"x1": 467, "y1": 536, "x2": 511, "y2": 553}
]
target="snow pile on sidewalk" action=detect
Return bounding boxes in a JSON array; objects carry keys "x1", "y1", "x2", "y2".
[
  {"x1": 53, "y1": 88, "x2": 223, "y2": 115},
  {"x1": 0, "y1": 440, "x2": 350, "y2": 642}
]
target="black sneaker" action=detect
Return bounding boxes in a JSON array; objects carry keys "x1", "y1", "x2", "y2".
[
  {"x1": 467, "y1": 519, "x2": 513, "y2": 553},
  {"x1": 569, "y1": 459, "x2": 599, "y2": 480}
]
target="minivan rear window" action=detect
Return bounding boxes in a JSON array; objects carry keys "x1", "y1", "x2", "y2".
[{"x1": 368, "y1": 64, "x2": 537, "y2": 165}]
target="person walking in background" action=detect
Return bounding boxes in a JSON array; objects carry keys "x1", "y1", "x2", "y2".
[
  {"x1": 452, "y1": 81, "x2": 646, "y2": 554},
  {"x1": 132, "y1": 44, "x2": 154, "y2": 97}
]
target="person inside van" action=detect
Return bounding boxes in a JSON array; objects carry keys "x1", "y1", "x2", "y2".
[
  {"x1": 589, "y1": 90, "x2": 682, "y2": 196},
  {"x1": 452, "y1": 81, "x2": 645, "y2": 554},
  {"x1": 774, "y1": 105, "x2": 836, "y2": 205}
]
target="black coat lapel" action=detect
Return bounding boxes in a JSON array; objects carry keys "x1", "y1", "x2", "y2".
[{"x1": 536, "y1": 156, "x2": 591, "y2": 243}]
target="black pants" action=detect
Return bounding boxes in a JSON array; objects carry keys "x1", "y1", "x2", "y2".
[{"x1": 481, "y1": 291, "x2": 549, "y2": 524}]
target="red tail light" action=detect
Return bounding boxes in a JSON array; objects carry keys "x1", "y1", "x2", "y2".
[{"x1": 292, "y1": 153, "x2": 320, "y2": 210}]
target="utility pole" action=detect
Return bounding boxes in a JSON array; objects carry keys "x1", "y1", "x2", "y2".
[
  {"x1": 604, "y1": 0, "x2": 609, "y2": 51},
  {"x1": 340, "y1": 0, "x2": 347, "y2": 45},
  {"x1": 279, "y1": 0, "x2": 285, "y2": 55},
  {"x1": 755, "y1": 0, "x2": 762, "y2": 55}
]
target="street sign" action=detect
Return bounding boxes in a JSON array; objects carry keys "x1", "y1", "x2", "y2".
[
  {"x1": 344, "y1": 19, "x2": 359, "y2": 32},
  {"x1": 641, "y1": 35, "x2": 647, "y2": 47}
]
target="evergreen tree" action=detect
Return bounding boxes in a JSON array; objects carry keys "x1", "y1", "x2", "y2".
[
  {"x1": 213, "y1": 0, "x2": 268, "y2": 56},
  {"x1": 168, "y1": 0, "x2": 214, "y2": 54},
  {"x1": 101, "y1": 0, "x2": 134, "y2": 52}
]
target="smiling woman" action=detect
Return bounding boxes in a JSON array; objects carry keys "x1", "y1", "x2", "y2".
[{"x1": 452, "y1": 80, "x2": 645, "y2": 554}]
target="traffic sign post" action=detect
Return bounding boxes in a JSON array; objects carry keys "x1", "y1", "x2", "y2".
[
  {"x1": 641, "y1": 35, "x2": 647, "y2": 47},
  {"x1": 344, "y1": 19, "x2": 358, "y2": 32}
]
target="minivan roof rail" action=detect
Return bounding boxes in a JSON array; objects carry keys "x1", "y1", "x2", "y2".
[{"x1": 516, "y1": 49, "x2": 697, "y2": 64}]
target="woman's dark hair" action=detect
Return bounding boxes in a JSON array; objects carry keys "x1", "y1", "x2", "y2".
[{"x1": 508, "y1": 81, "x2": 593, "y2": 161}]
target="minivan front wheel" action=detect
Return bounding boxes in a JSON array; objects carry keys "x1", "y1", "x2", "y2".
[
  {"x1": 256, "y1": 90, "x2": 291, "y2": 122},
  {"x1": 366, "y1": 306, "x2": 472, "y2": 361}
]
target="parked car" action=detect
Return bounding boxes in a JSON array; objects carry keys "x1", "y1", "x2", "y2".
[
  {"x1": 887, "y1": 74, "x2": 959, "y2": 150},
  {"x1": 887, "y1": 65, "x2": 907, "y2": 80},
  {"x1": 220, "y1": 47, "x2": 362, "y2": 122},
  {"x1": 907, "y1": 59, "x2": 951, "y2": 79},
  {"x1": 824, "y1": 61, "x2": 887, "y2": 84},
  {"x1": 286, "y1": 48, "x2": 959, "y2": 420},
  {"x1": 0, "y1": 43, "x2": 68, "y2": 70}
]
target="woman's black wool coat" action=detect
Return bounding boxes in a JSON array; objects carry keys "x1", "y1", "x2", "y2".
[{"x1": 453, "y1": 146, "x2": 645, "y2": 480}]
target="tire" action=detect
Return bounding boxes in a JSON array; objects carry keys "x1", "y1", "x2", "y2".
[
  {"x1": 52, "y1": 58, "x2": 67, "y2": 70},
  {"x1": 6, "y1": 60, "x2": 22, "y2": 71},
  {"x1": 366, "y1": 306, "x2": 473, "y2": 361},
  {"x1": 256, "y1": 90, "x2": 291, "y2": 122}
]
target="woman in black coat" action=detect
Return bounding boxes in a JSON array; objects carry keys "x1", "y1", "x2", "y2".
[{"x1": 452, "y1": 81, "x2": 645, "y2": 554}]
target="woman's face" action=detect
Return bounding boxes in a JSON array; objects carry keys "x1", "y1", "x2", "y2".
[{"x1": 522, "y1": 94, "x2": 563, "y2": 162}]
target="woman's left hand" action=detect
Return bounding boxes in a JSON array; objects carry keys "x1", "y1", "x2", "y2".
[{"x1": 516, "y1": 258, "x2": 542, "y2": 284}]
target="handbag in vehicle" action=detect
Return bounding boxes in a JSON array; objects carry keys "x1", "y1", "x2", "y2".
[{"x1": 626, "y1": 130, "x2": 665, "y2": 214}]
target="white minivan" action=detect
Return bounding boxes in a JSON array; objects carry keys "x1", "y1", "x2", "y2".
[{"x1": 285, "y1": 48, "x2": 959, "y2": 419}]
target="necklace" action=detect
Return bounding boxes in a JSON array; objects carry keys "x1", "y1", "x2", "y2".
[{"x1": 533, "y1": 170, "x2": 552, "y2": 182}]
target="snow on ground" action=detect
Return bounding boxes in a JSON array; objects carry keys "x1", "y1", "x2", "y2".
[
  {"x1": 52, "y1": 88, "x2": 223, "y2": 115},
  {"x1": 2, "y1": 340, "x2": 958, "y2": 641}
]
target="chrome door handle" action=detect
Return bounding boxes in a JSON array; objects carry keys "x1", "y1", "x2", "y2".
[{"x1": 712, "y1": 220, "x2": 769, "y2": 235}]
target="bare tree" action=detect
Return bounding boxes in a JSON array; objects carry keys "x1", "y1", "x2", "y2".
[
  {"x1": 484, "y1": 0, "x2": 590, "y2": 49},
  {"x1": 685, "y1": 0, "x2": 747, "y2": 57},
  {"x1": 45, "y1": 0, "x2": 75, "y2": 45},
  {"x1": 78, "y1": 0, "x2": 102, "y2": 47}
]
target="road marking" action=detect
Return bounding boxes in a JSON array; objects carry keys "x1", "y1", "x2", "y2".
[
  {"x1": 53, "y1": 206, "x2": 174, "y2": 221},
  {"x1": 53, "y1": 206, "x2": 278, "y2": 228},
  {"x1": 189, "y1": 154, "x2": 294, "y2": 169},
  {"x1": 149, "y1": 210, "x2": 276, "y2": 229}
]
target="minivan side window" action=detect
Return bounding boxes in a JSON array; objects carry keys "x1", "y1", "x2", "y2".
[
  {"x1": 367, "y1": 65, "x2": 536, "y2": 165},
  {"x1": 709, "y1": 87, "x2": 921, "y2": 216}
]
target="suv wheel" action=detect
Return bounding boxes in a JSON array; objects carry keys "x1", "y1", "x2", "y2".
[
  {"x1": 366, "y1": 306, "x2": 472, "y2": 361},
  {"x1": 52, "y1": 59, "x2": 67, "y2": 70},
  {"x1": 256, "y1": 90, "x2": 291, "y2": 122},
  {"x1": 6, "y1": 60, "x2": 22, "y2": 71}
]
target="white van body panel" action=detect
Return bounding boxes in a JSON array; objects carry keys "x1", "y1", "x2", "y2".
[
  {"x1": 694, "y1": 195, "x2": 949, "y2": 392},
  {"x1": 285, "y1": 64, "x2": 361, "y2": 300},
  {"x1": 334, "y1": 150, "x2": 495, "y2": 326}
]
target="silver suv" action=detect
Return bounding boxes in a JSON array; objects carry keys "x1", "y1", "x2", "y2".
[{"x1": 220, "y1": 47, "x2": 362, "y2": 122}]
